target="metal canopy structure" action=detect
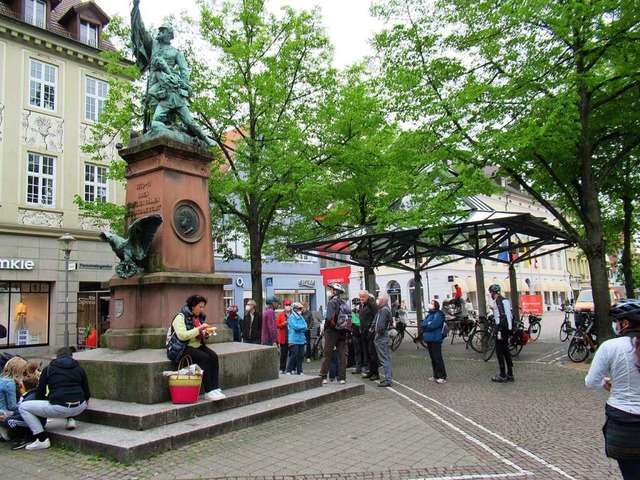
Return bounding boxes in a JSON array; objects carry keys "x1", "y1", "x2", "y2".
[
  {"x1": 289, "y1": 210, "x2": 572, "y2": 270},
  {"x1": 288, "y1": 209, "x2": 574, "y2": 319}
]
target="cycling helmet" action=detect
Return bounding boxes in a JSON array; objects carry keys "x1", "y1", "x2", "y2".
[
  {"x1": 488, "y1": 284, "x2": 501, "y2": 294},
  {"x1": 292, "y1": 302, "x2": 303, "y2": 310},
  {"x1": 283, "y1": 299, "x2": 293, "y2": 306},
  {"x1": 351, "y1": 297, "x2": 361, "y2": 306},
  {"x1": 227, "y1": 304, "x2": 239, "y2": 313},
  {"x1": 328, "y1": 283, "x2": 345, "y2": 293},
  {"x1": 266, "y1": 296, "x2": 278, "y2": 306},
  {"x1": 610, "y1": 298, "x2": 640, "y2": 322}
]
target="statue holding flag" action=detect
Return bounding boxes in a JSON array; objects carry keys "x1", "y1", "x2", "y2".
[{"x1": 130, "y1": 0, "x2": 215, "y2": 147}]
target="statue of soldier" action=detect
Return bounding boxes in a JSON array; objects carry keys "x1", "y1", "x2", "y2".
[{"x1": 130, "y1": 0, "x2": 215, "y2": 147}]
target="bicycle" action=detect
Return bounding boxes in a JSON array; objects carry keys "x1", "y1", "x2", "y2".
[
  {"x1": 559, "y1": 307, "x2": 576, "y2": 342},
  {"x1": 389, "y1": 319, "x2": 427, "y2": 351},
  {"x1": 482, "y1": 322, "x2": 497, "y2": 362},
  {"x1": 448, "y1": 312, "x2": 477, "y2": 345},
  {"x1": 517, "y1": 307, "x2": 542, "y2": 342},
  {"x1": 467, "y1": 315, "x2": 491, "y2": 353},
  {"x1": 567, "y1": 316, "x2": 598, "y2": 363},
  {"x1": 311, "y1": 321, "x2": 325, "y2": 360}
]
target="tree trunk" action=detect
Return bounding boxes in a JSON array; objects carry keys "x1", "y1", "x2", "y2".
[
  {"x1": 248, "y1": 222, "x2": 264, "y2": 312},
  {"x1": 622, "y1": 195, "x2": 634, "y2": 298}
]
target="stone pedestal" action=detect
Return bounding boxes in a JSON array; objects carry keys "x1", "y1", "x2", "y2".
[{"x1": 101, "y1": 137, "x2": 233, "y2": 350}]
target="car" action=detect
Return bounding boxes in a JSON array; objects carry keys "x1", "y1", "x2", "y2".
[{"x1": 574, "y1": 289, "x2": 620, "y2": 328}]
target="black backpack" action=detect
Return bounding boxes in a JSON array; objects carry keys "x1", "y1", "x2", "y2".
[{"x1": 0, "y1": 351, "x2": 17, "y2": 370}]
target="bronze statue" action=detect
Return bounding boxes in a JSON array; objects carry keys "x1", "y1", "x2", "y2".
[
  {"x1": 130, "y1": 0, "x2": 215, "y2": 147},
  {"x1": 100, "y1": 214, "x2": 163, "y2": 278}
]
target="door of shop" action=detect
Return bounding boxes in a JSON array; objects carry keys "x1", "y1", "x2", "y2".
[{"x1": 76, "y1": 291, "x2": 109, "y2": 348}]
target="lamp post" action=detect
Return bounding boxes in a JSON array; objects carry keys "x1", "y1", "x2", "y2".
[{"x1": 58, "y1": 233, "x2": 76, "y2": 348}]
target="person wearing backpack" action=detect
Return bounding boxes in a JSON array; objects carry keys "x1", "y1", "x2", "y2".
[
  {"x1": 319, "y1": 283, "x2": 349, "y2": 385},
  {"x1": 420, "y1": 299, "x2": 447, "y2": 384},
  {"x1": 488, "y1": 284, "x2": 514, "y2": 383}
]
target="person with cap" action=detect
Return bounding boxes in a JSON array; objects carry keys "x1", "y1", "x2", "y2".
[
  {"x1": 320, "y1": 283, "x2": 349, "y2": 384},
  {"x1": 373, "y1": 293, "x2": 394, "y2": 387},
  {"x1": 586, "y1": 299, "x2": 640, "y2": 480},
  {"x1": 285, "y1": 302, "x2": 308, "y2": 375},
  {"x1": 19, "y1": 347, "x2": 90, "y2": 450},
  {"x1": 242, "y1": 299, "x2": 262, "y2": 344},
  {"x1": 223, "y1": 304, "x2": 242, "y2": 342},
  {"x1": 276, "y1": 299, "x2": 293, "y2": 373},
  {"x1": 488, "y1": 284, "x2": 514, "y2": 383},
  {"x1": 261, "y1": 297, "x2": 279, "y2": 346}
]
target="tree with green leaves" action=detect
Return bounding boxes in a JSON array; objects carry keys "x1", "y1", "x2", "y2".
[{"x1": 372, "y1": 0, "x2": 640, "y2": 342}]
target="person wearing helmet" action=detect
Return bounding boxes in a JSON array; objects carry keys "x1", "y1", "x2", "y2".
[
  {"x1": 223, "y1": 304, "x2": 241, "y2": 342},
  {"x1": 586, "y1": 299, "x2": 640, "y2": 479},
  {"x1": 242, "y1": 299, "x2": 262, "y2": 344},
  {"x1": 285, "y1": 302, "x2": 308, "y2": 375},
  {"x1": 276, "y1": 300, "x2": 293, "y2": 373},
  {"x1": 320, "y1": 283, "x2": 349, "y2": 384},
  {"x1": 261, "y1": 297, "x2": 279, "y2": 346},
  {"x1": 488, "y1": 284, "x2": 514, "y2": 383}
]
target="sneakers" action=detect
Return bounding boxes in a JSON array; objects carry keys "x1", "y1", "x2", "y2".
[
  {"x1": 12, "y1": 439, "x2": 31, "y2": 450},
  {"x1": 25, "y1": 438, "x2": 51, "y2": 450},
  {"x1": 306, "y1": 358, "x2": 311, "y2": 363},
  {"x1": 66, "y1": 418, "x2": 76, "y2": 431},
  {"x1": 435, "y1": 379, "x2": 447, "y2": 384},
  {"x1": 361, "y1": 373, "x2": 372, "y2": 379},
  {"x1": 204, "y1": 389, "x2": 226, "y2": 401},
  {"x1": 506, "y1": 374, "x2": 515, "y2": 382},
  {"x1": 0, "y1": 424, "x2": 10, "y2": 441},
  {"x1": 369, "y1": 375, "x2": 380, "y2": 381},
  {"x1": 338, "y1": 380, "x2": 346, "y2": 384},
  {"x1": 427, "y1": 376, "x2": 436, "y2": 382},
  {"x1": 351, "y1": 369, "x2": 362, "y2": 374},
  {"x1": 322, "y1": 378, "x2": 328, "y2": 384},
  {"x1": 285, "y1": 372, "x2": 292, "y2": 375},
  {"x1": 491, "y1": 374, "x2": 509, "y2": 383},
  {"x1": 378, "y1": 381, "x2": 392, "y2": 387}
]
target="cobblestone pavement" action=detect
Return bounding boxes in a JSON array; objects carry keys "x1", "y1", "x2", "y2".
[{"x1": 0, "y1": 321, "x2": 623, "y2": 479}]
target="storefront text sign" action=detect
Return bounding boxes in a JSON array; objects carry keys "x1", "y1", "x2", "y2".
[
  {"x1": 299, "y1": 279, "x2": 316, "y2": 287},
  {"x1": 0, "y1": 259, "x2": 35, "y2": 270}
]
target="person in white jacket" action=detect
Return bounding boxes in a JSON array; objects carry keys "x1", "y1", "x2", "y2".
[{"x1": 585, "y1": 299, "x2": 640, "y2": 480}]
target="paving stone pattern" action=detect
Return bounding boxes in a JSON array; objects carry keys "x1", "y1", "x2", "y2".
[{"x1": 0, "y1": 319, "x2": 625, "y2": 479}]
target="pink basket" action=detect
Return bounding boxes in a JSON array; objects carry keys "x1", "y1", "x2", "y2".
[{"x1": 168, "y1": 356, "x2": 202, "y2": 404}]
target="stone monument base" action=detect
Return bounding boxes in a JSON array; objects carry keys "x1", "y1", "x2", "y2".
[{"x1": 75, "y1": 343, "x2": 279, "y2": 404}]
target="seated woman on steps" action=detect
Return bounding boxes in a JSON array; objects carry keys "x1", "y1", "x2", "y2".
[{"x1": 167, "y1": 295, "x2": 226, "y2": 402}]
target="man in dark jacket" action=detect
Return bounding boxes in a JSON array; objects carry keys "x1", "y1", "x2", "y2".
[
  {"x1": 242, "y1": 299, "x2": 262, "y2": 344},
  {"x1": 358, "y1": 290, "x2": 379, "y2": 380},
  {"x1": 19, "y1": 347, "x2": 90, "y2": 450},
  {"x1": 319, "y1": 283, "x2": 349, "y2": 384}
]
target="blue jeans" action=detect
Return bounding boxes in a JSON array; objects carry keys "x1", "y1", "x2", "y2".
[
  {"x1": 374, "y1": 332, "x2": 393, "y2": 384},
  {"x1": 286, "y1": 344, "x2": 305, "y2": 374}
]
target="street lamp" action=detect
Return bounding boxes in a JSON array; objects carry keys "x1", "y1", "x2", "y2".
[{"x1": 58, "y1": 233, "x2": 76, "y2": 348}]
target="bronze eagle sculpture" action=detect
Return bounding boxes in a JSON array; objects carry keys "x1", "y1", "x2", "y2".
[{"x1": 100, "y1": 214, "x2": 163, "y2": 279}]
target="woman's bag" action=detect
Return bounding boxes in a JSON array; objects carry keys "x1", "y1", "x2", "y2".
[{"x1": 167, "y1": 356, "x2": 202, "y2": 404}]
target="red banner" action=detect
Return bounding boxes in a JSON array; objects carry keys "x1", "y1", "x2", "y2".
[
  {"x1": 321, "y1": 266, "x2": 351, "y2": 286},
  {"x1": 519, "y1": 295, "x2": 543, "y2": 315}
]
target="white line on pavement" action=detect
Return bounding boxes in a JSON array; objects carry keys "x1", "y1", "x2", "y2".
[
  {"x1": 388, "y1": 387, "x2": 531, "y2": 479},
  {"x1": 408, "y1": 472, "x2": 529, "y2": 480},
  {"x1": 534, "y1": 348, "x2": 566, "y2": 362},
  {"x1": 394, "y1": 382, "x2": 577, "y2": 480}
]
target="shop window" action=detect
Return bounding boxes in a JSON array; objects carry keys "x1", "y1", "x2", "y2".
[{"x1": 0, "y1": 282, "x2": 50, "y2": 348}]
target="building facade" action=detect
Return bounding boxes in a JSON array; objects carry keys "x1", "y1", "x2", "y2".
[{"x1": 0, "y1": 0, "x2": 122, "y2": 353}]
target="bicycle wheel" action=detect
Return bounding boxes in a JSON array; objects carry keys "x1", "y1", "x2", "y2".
[
  {"x1": 450, "y1": 322, "x2": 457, "y2": 345},
  {"x1": 312, "y1": 335, "x2": 324, "y2": 360},
  {"x1": 482, "y1": 331, "x2": 496, "y2": 362},
  {"x1": 462, "y1": 322, "x2": 472, "y2": 342},
  {"x1": 469, "y1": 328, "x2": 485, "y2": 353},
  {"x1": 529, "y1": 320, "x2": 541, "y2": 341},
  {"x1": 559, "y1": 321, "x2": 569, "y2": 342},
  {"x1": 390, "y1": 330, "x2": 403, "y2": 351},
  {"x1": 568, "y1": 337, "x2": 589, "y2": 363},
  {"x1": 509, "y1": 334, "x2": 524, "y2": 357}
]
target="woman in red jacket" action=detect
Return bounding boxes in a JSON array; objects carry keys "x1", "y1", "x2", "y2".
[{"x1": 276, "y1": 300, "x2": 292, "y2": 373}]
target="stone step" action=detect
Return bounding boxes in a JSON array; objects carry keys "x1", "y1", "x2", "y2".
[
  {"x1": 46, "y1": 381, "x2": 364, "y2": 462},
  {"x1": 79, "y1": 374, "x2": 323, "y2": 431}
]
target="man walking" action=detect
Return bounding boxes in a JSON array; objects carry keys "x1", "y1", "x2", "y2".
[
  {"x1": 358, "y1": 290, "x2": 379, "y2": 380},
  {"x1": 19, "y1": 347, "x2": 90, "y2": 450},
  {"x1": 488, "y1": 284, "x2": 514, "y2": 382},
  {"x1": 373, "y1": 293, "x2": 394, "y2": 387}
]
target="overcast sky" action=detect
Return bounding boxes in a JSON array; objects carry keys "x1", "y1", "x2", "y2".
[{"x1": 101, "y1": 0, "x2": 383, "y2": 68}]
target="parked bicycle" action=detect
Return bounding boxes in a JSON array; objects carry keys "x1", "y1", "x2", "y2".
[
  {"x1": 559, "y1": 306, "x2": 576, "y2": 342},
  {"x1": 311, "y1": 320, "x2": 325, "y2": 360},
  {"x1": 467, "y1": 315, "x2": 491, "y2": 353},
  {"x1": 447, "y1": 311, "x2": 477, "y2": 345},
  {"x1": 389, "y1": 319, "x2": 427, "y2": 351},
  {"x1": 567, "y1": 315, "x2": 598, "y2": 363},
  {"x1": 517, "y1": 308, "x2": 542, "y2": 342}
]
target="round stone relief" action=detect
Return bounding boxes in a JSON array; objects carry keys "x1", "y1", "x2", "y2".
[{"x1": 172, "y1": 202, "x2": 204, "y2": 243}]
